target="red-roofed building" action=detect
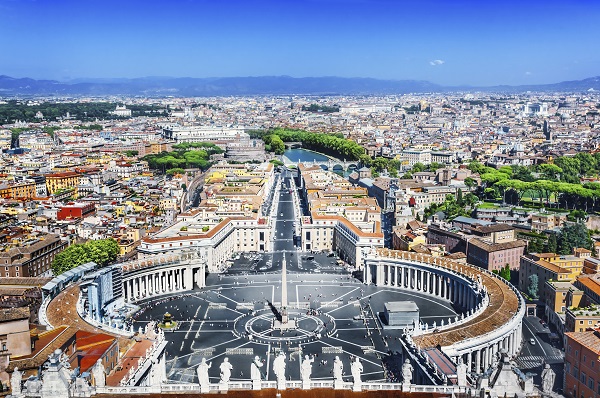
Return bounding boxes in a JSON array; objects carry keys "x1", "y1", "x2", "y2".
[
  {"x1": 72, "y1": 330, "x2": 119, "y2": 374},
  {"x1": 57, "y1": 202, "x2": 96, "y2": 221}
]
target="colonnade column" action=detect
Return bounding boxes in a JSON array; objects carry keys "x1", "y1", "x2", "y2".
[{"x1": 466, "y1": 351, "x2": 472, "y2": 373}]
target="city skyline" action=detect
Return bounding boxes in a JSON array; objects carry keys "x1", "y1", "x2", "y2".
[{"x1": 1, "y1": 0, "x2": 599, "y2": 86}]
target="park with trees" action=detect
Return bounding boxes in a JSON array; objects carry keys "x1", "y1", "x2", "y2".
[
  {"x1": 0, "y1": 100, "x2": 164, "y2": 123},
  {"x1": 141, "y1": 142, "x2": 223, "y2": 173}
]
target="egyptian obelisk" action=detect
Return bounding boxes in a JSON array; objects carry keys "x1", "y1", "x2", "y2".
[{"x1": 281, "y1": 255, "x2": 289, "y2": 324}]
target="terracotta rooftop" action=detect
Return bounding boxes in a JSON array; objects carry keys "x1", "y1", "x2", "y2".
[
  {"x1": 106, "y1": 337, "x2": 154, "y2": 387},
  {"x1": 0, "y1": 307, "x2": 30, "y2": 322},
  {"x1": 467, "y1": 237, "x2": 526, "y2": 252},
  {"x1": 75, "y1": 330, "x2": 118, "y2": 373},
  {"x1": 565, "y1": 330, "x2": 600, "y2": 354}
]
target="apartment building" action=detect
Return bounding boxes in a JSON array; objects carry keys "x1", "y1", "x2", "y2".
[
  {"x1": 0, "y1": 181, "x2": 37, "y2": 199},
  {"x1": 564, "y1": 329, "x2": 600, "y2": 398},
  {"x1": 45, "y1": 171, "x2": 80, "y2": 196},
  {"x1": 467, "y1": 238, "x2": 526, "y2": 272},
  {"x1": 519, "y1": 251, "x2": 586, "y2": 304},
  {"x1": 531, "y1": 212, "x2": 568, "y2": 232},
  {"x1": 566, "y1": 304, "x2": 600, "y2": 334},
  {"x1": 400, "y1": 149, "x2": 432, "y2": 167},
  {"x1": 0, "y1": 234, "x2": 67, "y2": 277}
]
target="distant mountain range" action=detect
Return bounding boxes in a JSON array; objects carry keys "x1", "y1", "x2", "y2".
[{"x1": 0, "y1": 74, "x2": 599, "y2": 97}]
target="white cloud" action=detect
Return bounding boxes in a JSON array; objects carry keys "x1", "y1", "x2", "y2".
[
  {"x1": 525, "y1": 71, "x2": 532, "y2": 75},
  {"x1": 429, "y1": 59, "x2": 445, "y2": 66}
]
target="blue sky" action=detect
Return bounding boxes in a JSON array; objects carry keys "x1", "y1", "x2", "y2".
[{"x1": 1, "y1": 0, "x2": 599, "y2": 86}]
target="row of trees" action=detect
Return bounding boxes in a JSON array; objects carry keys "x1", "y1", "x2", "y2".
[
  {"x1": 471, "y1": 160, "x2": 600, "y2": 211},
  {"x1": 301, "y1": 104, "x2": 340, "y2": 113},
  {"x1": 142, "y1": 143, "x2": 223, "y2": 172},
  {"x1": 0, "y1": 100, "x2": 164, "y2": 123},
  {"x1": 365, "y1": 157, "x2": 449, "y2": 178},
  {"x1": 52, "y1": 239, "x2": 120, "y2": 275},
  {"x1": 250, "y1": 128, "x2": 365, "y2": 160}
]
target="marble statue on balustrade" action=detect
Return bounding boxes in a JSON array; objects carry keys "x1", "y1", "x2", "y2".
[
  {"x1": 11, "y1": 367, "x2": 22, "y2": 396},
  {"x1": 220, "y1": 358, "x2": 233, "y2": 384},
  {"x1": 251, "y1": 355, "x2": 263, "y2": 390},
  {"x1": 251, "y1": 356, "x2": 263, "y2": 381},
  {"x1": 197, "y1": 358, "x2": 212, "y2": 392},
  {"x1": 541, "y1": 364, "x2": 555, "y2": 394},
  {"x1": 402, "y1": 359, "x2": 413, "y2": 384},
  {"x1": 351, "y1": 357, "x2": 363, "y2": 392},
  {"x1": 301, "y1": 355, "x2": 314, "y2": 388},
  {"x1": 333, "y1": 356, "x2": 344, "y2": 382},
  {"x1": 273, "y1": 352, "x2": 286, "y2": 390},
  {"x1": 332, "y1": 356, "x2": 344, "y2": 390},
  {"x1": 91, "y1": 359, "x2": 106, "y2": 387}
]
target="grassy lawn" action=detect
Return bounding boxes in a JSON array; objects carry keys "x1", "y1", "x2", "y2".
[{"x1": 478, "y1": 201, "x2": 500, "y2": 209}]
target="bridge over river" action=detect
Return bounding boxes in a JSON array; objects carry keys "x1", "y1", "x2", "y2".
[{"x1": 282, "y1": 156, "x2": 359, "y2": 172}]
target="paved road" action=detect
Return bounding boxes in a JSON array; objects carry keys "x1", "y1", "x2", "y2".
[
  {"x1": 514, "y1": 316, "x2": 564, "y2": 393},
  {"x1": 227, "y1": 169, "x2": 345, "y2": 276}
]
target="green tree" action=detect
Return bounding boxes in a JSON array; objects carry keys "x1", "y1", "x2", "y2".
[
  {"x1": 546, "y1": 234, "x2": 558, "y2": 253},
  {"x1": 528, "y1": 238, "x2": 544, "y2": 253},
  {"x1": 166, "y1": 168, "x2": 185, "y2": 176},
  {"x1": 511, "y1": 165, "x2": 534, "y2": 182},
  {"x1": 554, "y1": 157, "x2": 581, "y2": 183},
  {"x1": 557, "y1": 223, "x2": 593, "y2": 254},
  {"x1": 467, "y1": 161, "x2": 487, "y2": 175},
  {"x1": 411, "y1": 162, "x2": 425, "y2": 173},
  {"x1": 538, "y1": 164, "x2": 562, "y2": 181},
  {"x1": 51, "y1": 238, "x2": 120, "y2": 275},
  {"x1": 575, "y1": 152, "x2": 597, "y2": 176},
  {"x1": 499, "y1": 264, "x2": 511, "y2": 281},
  {"x1": 372, "y1": 157, "x2": 388, "y2": 172},
  {"x1": 527, "y1": 274, "x2": 539, "y2": 299},
  {"x1": 464, "y1": 177, "x2": 477, "y2": 190},
  {"x1": 428, "y1": 162, "x2": 444, "y2": 172}
]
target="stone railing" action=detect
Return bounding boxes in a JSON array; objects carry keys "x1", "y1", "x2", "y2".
[
  {"x1": 97, "y1": 381, "x2": 470, "y2": 394},
  {"x1": 413, "y1": 294, "x2": 489, "y2": 336},
  {"x1": 121, "y1": 252, "x2": 196, "y2": 274},
  {"x1": 38, "y1": 296, "x2": 52, "y2": 329}
]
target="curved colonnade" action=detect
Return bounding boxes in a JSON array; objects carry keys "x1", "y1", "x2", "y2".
[
  {"x1": 117, "y1": 249, "x2": 524, "y2": 378},
  {"x1": 365, "y1": 249, "x2": 525, "y2": 375},
  {"x1": 121, "y1": 253, "x2": 206, "y2": 303}
]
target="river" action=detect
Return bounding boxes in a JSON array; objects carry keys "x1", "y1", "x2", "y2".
[
  {"x1": 283, "y1": 148, "x2": 355, "y2": 177},
  {"x1": 283, "y1": 148, "x2": 330, "y2": 163}
]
